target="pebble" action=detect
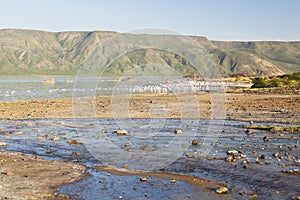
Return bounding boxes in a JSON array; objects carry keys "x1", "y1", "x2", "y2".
[
  {"x1": 263, "y1": 136, "x2": 269, "y2": 142},
  {"x1": 46, "y1": 150, "x2": 52, "y2": 154},
  {"x1": 1, "y1": 171, "x2": 13, "y2": 176},
  {"x1": 174, "y1": 129, "x2": 182, "y2": 134},
  {"x1": 0, "y1": 142, "x2": 7, "y2": 146},
  {"x1": 52, "y1": 137, "x2": 60, "y2": 141},
  {"x1": 116, "y1": 130, "x2": 128, "y2": 135},
  {"x1": 12, "y1": 131, "x2": 23, "y2": 135},
  {"x1": 170, "y1": 178, "x2": 176, "y2": 184},
  {"x1": 140, "y1": 177, "x2": 147, "y2": 182},
  {"x1": 67, "y1": 139, "x2": 83, "y2": 145},
  {"x1": 246, "y1": 129, "x2": 252, "y2": 134},
  {"x1": 216, "y1": 186, "x2": 228, "y2": 194},
  {"x1": 124, "y1": 142, "x2": 131, "y2": 147},
  {"x1": 227, "y1": 149, "x2": 239, "y2": 155},
  {"x1": 101, "y1": 129, "x2": 107, "y2": 133},
  {"x1": 192, "y1": 139, "x2": 199, "y2": 145}
]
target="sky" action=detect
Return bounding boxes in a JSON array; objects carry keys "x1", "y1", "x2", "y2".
[{"x1": 0, "y1": 0, "x2": 299, "y2": 41}]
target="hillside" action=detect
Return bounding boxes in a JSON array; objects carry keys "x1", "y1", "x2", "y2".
[{"x1": 0, "y1": 29, "x2": 300, "y2": 76}]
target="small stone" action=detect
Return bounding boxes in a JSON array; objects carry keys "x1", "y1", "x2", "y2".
[
  {"x1": 227, "y1": 149, "x2": 239, "y2": 155},
  {"x1": 46, "y1": 150, "x2": 52, "y2": 154},
  {"x1": 67, "y1": 139, "x2": 83, "y2": 145},
  {"x1": 225, "y1": 155, "x2": 234, "y2": 162},
  {"x1": 263, "y1": 136, "x2": 269, "y2": 142},
  {"x1": 71, "y1": 151, "x2": 80, "y2": 156},
  {"x1": 116, "y1": 130, "x2": 128, "y2": 135},
  {"x1": 1, "y1": 171, "x2": 13, "y2": 176},
  {"x1": 246, "y1": 129, "x2": 252, "y2": 134},
  {"x1": 216, "y1": 186, "x2": 228, "y2": 194},
  {"x1": 119, "y1": 196, "x2": 123, "y2": 199},
  {"x1": 174, "y1": 129, "x2": 182, "y2": 134},
  {"x1": 259, "y1": 155, "x2": 266, "y2": 159},
  {"x1": 273, "y1": 152, "x2": 279, "y2": 158},
  {"x1": 296, "y1": 196, "x2": 300, "y2": 200},
  {"x1": 12, "y1": 131, "x2": 23, "y2": 135},
  {"x1": 192, "y1": 139, "x2": 199, "y2": 145},
  {"x1": 52, "y1": 137, "x2": 60, "y2": 141},
  {"x1": 124, "y1": 142, "x2": 131, "y2": 147},
  {"x1": 101, "y1": 129, "x2": 107, "y2": 133},
  {"x1": 170, "y1": 178, "x2": 176, "y2": 184},
  {"x1": 0, "y1": 142, "x2": 7, "y2": 146},
  {"x1": 240, "y1": 154, "x2": 247, "y2": 158},
  {"x1": 140, "y1": 177, "x2": 147, "y2": 182}
]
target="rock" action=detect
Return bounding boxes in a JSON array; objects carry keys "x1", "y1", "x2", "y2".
[
  {"x1": 0, "y1": 142, "x2": 7, "y2": 146},
  {"x1": 246, "y1": 129, "x2": 252, "y2": 134},
  {"x1": 296, "y1": 196, "x2": 300, "y2": 200},
  {"x1": 119, "y1": 196, "x2": 123, "y2": 199},
  {"x1": 227, "y1": 149, "x2": 239, "y2": 155},
  {"x1": 124, "y1": 142, "x2": 131, "y2": 147},
  {"x1": 52, "y1": 137, "x2": 60, "y2": 141},
  {"x1": 170, "y1": 178, "x2": 176, "y2": 184},
  {"x1": 259, "y1": 155, "x2": 266, "y2": 159},
  {"x1": 140, "y1": 177, "x2": 147, "y2": 182},
  {"x1": 11, "y1": 131, "x2": 23, "y2": 135},
  {"x1": 263, "y1": 136, "x2": 269, "y2": 142},
  {"x1": 67, "y1": 139, "x2": 83, "y2": 145},
  {"x1": 273, "y1": 152, "x2": 279, "y2": 158},
  {"x1": 101, "y1": 129, "x2": 107, "y2": 133},
  {"x1": 174, "y1": 129, "x2": 182, "y2": 134},
  {"x1": 116, "y1": 130, "x2": 128, "y2": 135},
  {"x1": 225, "y1": 155, "x2": 234, "y2": 162},
  {"x1": 25, "y1": 122, "x2": 33, "y2": 127},
  {"x1": 240, "y1": 154, "x2": 247, "y2": 158},
  {"x1": 1, "y1": 171, "x2": 13, "y2": 176},
  {"x1": 72, "y1": 152, "x2": 80, "y2": 156},
  {"x1": 216, "y1": 186, "x2": 228, "y2": 194},
  {"x1": 192, "y1": 139, "x2": 199, "y2": 145}
]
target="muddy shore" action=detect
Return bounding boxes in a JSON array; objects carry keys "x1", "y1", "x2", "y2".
[
  {"x1": 1, "y1": 91, "x2": 299, "y2": 124},
  {"x1": 0, "y1": 89, "x2": 299, "y2": 199},
  {"x1": 0, "y1": 151, "x2": 87, "y2": 200}
]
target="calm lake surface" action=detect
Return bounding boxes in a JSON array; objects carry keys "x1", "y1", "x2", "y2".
[{"x1": 0, "y1": 76, "x2": 249, "y2": 102}]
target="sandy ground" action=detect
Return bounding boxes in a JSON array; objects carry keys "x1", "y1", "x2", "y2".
[
  {"x1": 0, "y1": 151, "x2": 87, "y2": 200},
  {"x1": 1, "y1": 91, "x2": 299, "y2": 124}
]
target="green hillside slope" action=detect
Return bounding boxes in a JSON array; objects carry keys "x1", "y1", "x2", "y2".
[{"x1": 0, "y1": 29, "x2": 299, "y2": 76}]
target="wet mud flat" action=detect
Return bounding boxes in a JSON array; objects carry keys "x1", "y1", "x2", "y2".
[{"x1": 0, "y1": 118, "x2": 299, "y2": 199}]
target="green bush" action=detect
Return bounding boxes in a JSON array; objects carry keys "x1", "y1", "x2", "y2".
[{"x1": 251, "y1": 72, "x2": 300, "y2": 88}]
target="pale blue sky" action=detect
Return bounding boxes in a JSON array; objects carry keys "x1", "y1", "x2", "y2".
[{"x1": 1, "y1": 0, "x2": 299, "y2": 41}]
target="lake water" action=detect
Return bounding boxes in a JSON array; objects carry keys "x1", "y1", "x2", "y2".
[
  {"x1": 0, "y1": 118, "x2": 299, "y2": 199},
  {"x1": 0, "y1": 76, "x2": 250, "y2": 102}
]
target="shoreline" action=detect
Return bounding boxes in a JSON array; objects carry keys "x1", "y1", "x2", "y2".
[
  {"x1": 0, "y1": 151, "x2": 87, "y2": 199},
  {"x1": 1, "y1": 92, "x2": 299, "y2": 124},
  {"x1": 0, "y1": 90, "x2": 299, "y2": 198}
]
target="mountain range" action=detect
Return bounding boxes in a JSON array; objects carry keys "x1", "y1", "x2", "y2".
[{"x1": 1, "y1": 29, "x2": 300, "y2": 76}]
